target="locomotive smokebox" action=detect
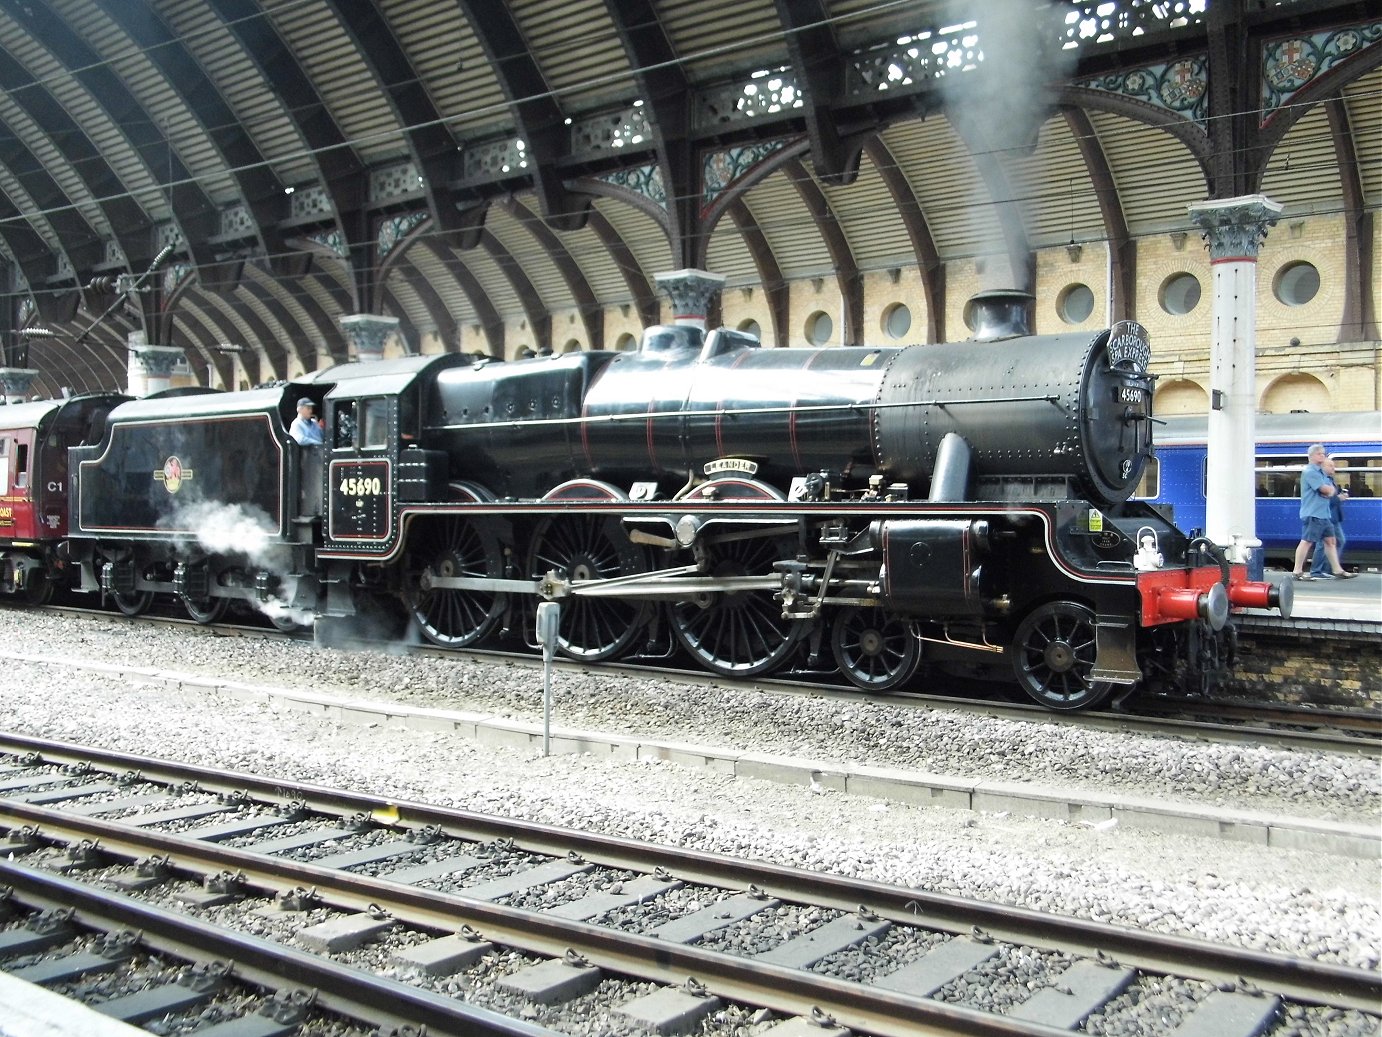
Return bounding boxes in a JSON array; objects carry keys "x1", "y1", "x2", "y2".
[{"x1": 966, "y1": 289, "x2": 1034, "y2": 341}]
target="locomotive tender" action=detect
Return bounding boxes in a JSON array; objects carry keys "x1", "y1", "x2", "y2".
[{"x1": 2, "y1": 291, "x2": 1290, "y2": 710}]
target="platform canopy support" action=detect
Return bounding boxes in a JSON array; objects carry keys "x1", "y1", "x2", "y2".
[
  {"x1": 654, "y1": 269, "x2": 725, "y2": 332},
  {"x1": 1187, "y1": 194, "x2": 1282, "y2": 568}
]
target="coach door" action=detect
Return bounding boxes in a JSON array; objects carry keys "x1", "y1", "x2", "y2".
[{"x1": 326, "y1": 395, "x2": 396, "y2": 548}]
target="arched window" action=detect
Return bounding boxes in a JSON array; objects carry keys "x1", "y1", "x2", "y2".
[
  {"x1": 1154, "y1": 379, "x2": 1208, "y2": 416},
  {"x1": 1260, "y1": 373, "x2": 1330, "y2": 414}
]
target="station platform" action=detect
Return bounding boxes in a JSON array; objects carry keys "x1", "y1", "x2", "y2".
[{"x1": 1258, "y1": 569, "x2": 1381, "y2": 624}]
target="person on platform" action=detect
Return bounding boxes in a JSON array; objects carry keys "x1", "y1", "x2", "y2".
[
  {"x1": 1291, "y1": 444, "x2": 1356, "y2": 581},
  {"x1": 289, "y1": 397, "x2": 324, "y2": 445},
  {"x1": 1309, "y1": 456, "x2": 1349, "y2": 578}
]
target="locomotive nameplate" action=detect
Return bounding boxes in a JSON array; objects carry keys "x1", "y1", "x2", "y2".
[
  {"x1": 704, "y1": 458, "x2": 759, "y2": 476},
  {"x1": 328, "y1": 459, "x2": 393, "y2": 542}
]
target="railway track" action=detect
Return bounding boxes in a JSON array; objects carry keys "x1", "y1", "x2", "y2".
[
  {"x1": 0, "y1": 734, "x2": 1377, "y2": 1037},
  {"x1": 20, "y1": 600, "x2": 1382, "y2": 757}
]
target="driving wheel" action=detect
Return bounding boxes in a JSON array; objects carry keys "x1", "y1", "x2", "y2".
[
  {"x1": 669, "y1": 534, "x2": 807, "y2": 677},
  {"x1": 527, "y1": 515, "x2": 648, "y2": 661},
  {"x1": 408, "y1": 517, "x2": 507, "y2": 648}
]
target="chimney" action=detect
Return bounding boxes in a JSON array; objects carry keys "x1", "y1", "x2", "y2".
[{"x1": 967, "y1": 289, "x2": 1035, "y2": 341}]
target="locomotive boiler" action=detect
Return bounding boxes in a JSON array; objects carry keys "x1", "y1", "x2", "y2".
[{"x1": 50, "y1": 290, "x2": 1288, "y2": 710}]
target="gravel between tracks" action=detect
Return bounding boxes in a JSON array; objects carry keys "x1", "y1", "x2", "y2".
[{"x1": 0, "y1": 609, "x2": 1377, "y2": 976}]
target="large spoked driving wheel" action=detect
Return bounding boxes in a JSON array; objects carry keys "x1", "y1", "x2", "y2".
[
  {"x1": 831, "y1": 607, "x2": 920, "y2": 691},
  {"x1": 1011, "y1": 601, "x2": 1114, "y2": 711},
  {"x1": 408, "y1": 517, "x2": 507, "y2": 649},
  {"x1": 670, "y1": 535, "x2": 806, "y2": 677},
  {"x1": 528, "y1": 516, "x2": 648, "y2": 662}
]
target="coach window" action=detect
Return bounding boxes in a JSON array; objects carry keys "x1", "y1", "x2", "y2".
[
  {"x1": 1255, "y1": 456, "x2": 1302, "y2": 498},
  {"x1": 360, "y1": 398, "x2": 390, "y2": 449},
  {"x1": 0, "y1": 439, "x2": 9, "y2": 494}
]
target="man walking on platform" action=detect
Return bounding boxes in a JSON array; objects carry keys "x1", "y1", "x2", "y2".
[{"x1": 1291, "y1": 443, "x2": 1356, "y2": 581}]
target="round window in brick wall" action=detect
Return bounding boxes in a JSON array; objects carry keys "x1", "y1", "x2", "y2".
[
  {"x1": 738, "y1": 319, "x2": 762, "y2": 340},
  {"x1": 1057, "y1": 283, "x2": 1095, "y2": 324},
  {"x1": 882, "y1": 302, "x2": 912, "y2": 339},
  {"x1": 805, "y1": 311, "x2": 833, "y2": 346},
  {"x1": 1274, "y1": 261, "x2": 1320, "y2": 307},
  {"x1": 1159, "y1": 272, "x2": 1201, "y2": 315}
]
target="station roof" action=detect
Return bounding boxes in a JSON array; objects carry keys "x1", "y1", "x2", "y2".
[{"x1": 0, "y1": 0, "x2": 1376, "y2": 395}]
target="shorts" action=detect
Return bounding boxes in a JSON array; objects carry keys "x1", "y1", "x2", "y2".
[{"x1": 1301, "y1": 516, "x2": 1336, "y2": 543}]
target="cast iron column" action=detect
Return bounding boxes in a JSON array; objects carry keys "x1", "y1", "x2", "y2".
[{"x1": 1187, "y1": 194, "x2": 1282, "y2": 568}]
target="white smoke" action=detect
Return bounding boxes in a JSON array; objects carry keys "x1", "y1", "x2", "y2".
[
  {"x1": 160, "y1": 500, "x2": 313, "y2": 626},
  {"x1": 168, "y1": 500, "x2": 289, "y2": 571},
  {"x1": 936, "y1": 0, "x2": 1080, "y2": 290}
]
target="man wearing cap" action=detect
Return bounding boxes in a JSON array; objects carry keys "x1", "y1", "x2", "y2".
[{"x1": 289, "y1": 397, "x2": 323, "y2": 445}]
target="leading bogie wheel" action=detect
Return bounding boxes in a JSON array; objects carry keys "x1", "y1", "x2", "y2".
[
  {"x1": 408, "y1": 516, "x2": 507, "y2": 649},
  {"x1": 1011, "y1": 600, "x2": 1114, "y2": 711},
  {"x1": 831, "y1": 606, "x2": 920, "y2": 691}
]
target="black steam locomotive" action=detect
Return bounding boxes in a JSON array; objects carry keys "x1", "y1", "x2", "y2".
[{"x1": 4, "y1": 291, "x2": 1289, "y2": 710}]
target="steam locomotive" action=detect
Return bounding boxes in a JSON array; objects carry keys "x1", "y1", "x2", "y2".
[{"x1": 0, "y1": 291, "x2": 1289, "y2": 710}]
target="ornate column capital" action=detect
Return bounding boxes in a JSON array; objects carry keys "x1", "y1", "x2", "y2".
[
  {"x1": 131, "y1": 345, "x2": 185, "y2": 378},
  {"x1": 654, "y1": 269, "x2": 726, "y2": 330},
  {"x1": 0, "y1": 367, "x2": 40, "y2": 403},
  {"x1": 340, "y1": 314, "x2": 400, "y2": 362},
  {"x1": 1187, "y1": 195, "x2": 1283, "y2": 262}
]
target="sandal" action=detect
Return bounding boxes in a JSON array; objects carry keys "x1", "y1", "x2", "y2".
[
  {"x1": 1292, "y1": 572, "x2": 1313, "y2": 581},
  {"x1": 1333, "y1": 571, "x2": 1358, "y2": 580}
]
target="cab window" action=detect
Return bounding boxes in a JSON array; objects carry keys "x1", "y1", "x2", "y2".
[
  {"x1": 333, "y1": 401, "x2": 356, "y2": 448},
  {"x1": 15, "y1": 443, "x2": 28, "y2": 489},
  {"x1": 360, "y1": 398, "x2": 389, "y2": 449}
]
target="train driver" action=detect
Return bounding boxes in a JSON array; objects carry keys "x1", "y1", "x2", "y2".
[{"x1": 290, "y1": 397, "x2": 324, "y2": 446}]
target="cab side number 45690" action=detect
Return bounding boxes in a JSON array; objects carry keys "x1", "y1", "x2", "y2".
[{"x1": 340, "y1": 475, "x2": 383, "y2": 496}]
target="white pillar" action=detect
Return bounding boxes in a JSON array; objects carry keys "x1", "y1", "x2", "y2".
[
  {"x1": 1186, "y1": 195, "x2": 1282, "y2": 565},
  {"x1": 654, "y1": 269, "x2": 725, "y2": 331}
]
